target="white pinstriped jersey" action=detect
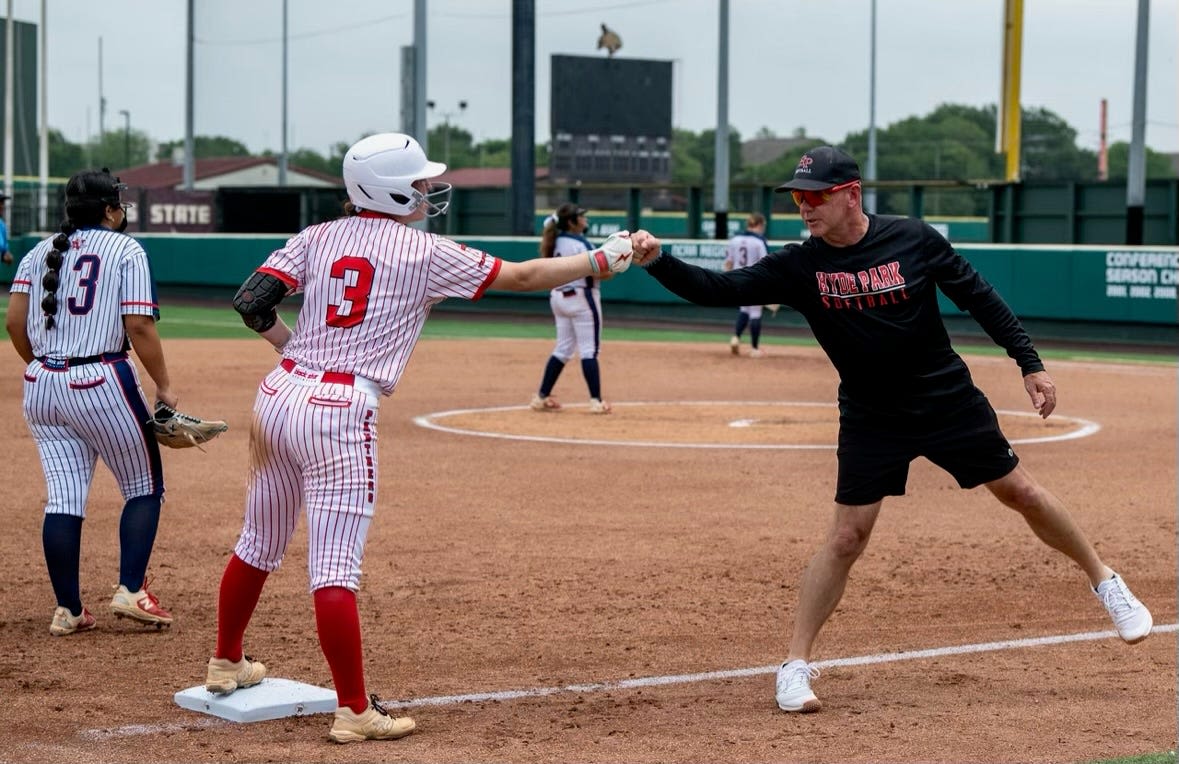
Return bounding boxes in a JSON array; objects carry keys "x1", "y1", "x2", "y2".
[
  {"x1": 260, "y1": 213, "x2": 500, "y2": 394},
  {"x1": 10, "y1": 228, "x2": 158, "y2": 358},
  {"x1": 552, "y1": 232, "x2": 597, "y2": 293}
]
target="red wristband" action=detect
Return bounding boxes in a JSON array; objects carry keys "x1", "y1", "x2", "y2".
[{"x1": 589, "y1": 250, "x2": 610, "y2": 274}]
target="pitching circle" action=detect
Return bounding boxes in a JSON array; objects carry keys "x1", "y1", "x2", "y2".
[{"x1": 413, "y1": 401, "x2": 1100, "y2": 450}]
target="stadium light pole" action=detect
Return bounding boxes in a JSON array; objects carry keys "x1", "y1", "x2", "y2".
[
  {"x1": 1124, "y1": 0, "x2": 1149, "y2": 245},
  {"x1": 865, "y1": 0, "x2": 878, "y2": 214},
  {"x1": 119, "y1": 110, "x2": 130, "y2": 168},
  {"x1": 279, "y1": 0, "x2": 288, "y2": 186},
  {"x1": 713, "y1": 0, "x2": 730, "y2": 240},
  {"x1": 39, "y1": 0, "x2": 48, "y2": 230}
]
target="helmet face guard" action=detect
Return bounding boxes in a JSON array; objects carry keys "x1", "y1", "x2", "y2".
[
  {"x1": 343, "y1": 133, "x2": 450, "y2": 217},
  {"x1": 414, "y1": 181, "x2": 452, "y2": 218}
]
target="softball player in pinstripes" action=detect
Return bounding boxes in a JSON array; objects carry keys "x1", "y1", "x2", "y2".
[
  {"x1": 204, "y1": 133, "x2": 633, "y2": 745},
  {"x1": 5, "y1": 169, "x2": 178, "y2": 637},
  {"x1": 529, "y1": 202, "x2": 613, "y2": 414}
]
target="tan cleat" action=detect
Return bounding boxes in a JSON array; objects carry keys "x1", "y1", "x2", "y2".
[
  {"x1": 205, "y1": 656, "x2": 267, "y2": 694},
  {"x1": 110, "y1": 582, "x2": 173, "y2": 628},
  {"x1": 329, "y1": 695, "x2": 416, "y2": 744},
  {"x1": 50, "y1": 606, "x2": 96, "y2": 636},
  {"x1": 729, "y1": 336, "x2": 740, "y2": 355}
]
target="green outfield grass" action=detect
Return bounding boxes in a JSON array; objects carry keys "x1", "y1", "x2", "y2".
[
  {"x1": 1087, "y1": 753, "x2": 1175, "y2": 764},
  {"x1": 0, "y1": 297, "x2": 1171, "y2": 367}
]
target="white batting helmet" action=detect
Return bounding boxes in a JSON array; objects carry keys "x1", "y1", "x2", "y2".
[{"x1": 342, "y1": 133, "x2": 451, "y2": 217}]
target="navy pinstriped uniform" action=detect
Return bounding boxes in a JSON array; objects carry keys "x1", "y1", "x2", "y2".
[
  {"x1": 10, "y1": 227, "x2": 163, "y2": 515},
  {"x1": 548, "y1": 231, "x2": 605, "y2": 361}
]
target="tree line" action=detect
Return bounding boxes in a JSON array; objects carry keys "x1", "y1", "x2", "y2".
[{"x1": 53, "y1": 102, "x2": 1173, "y2": 204}]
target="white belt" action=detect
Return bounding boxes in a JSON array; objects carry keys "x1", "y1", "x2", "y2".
[{"x1": 279, "y1": 358, "x2": 382, "y2": 399}]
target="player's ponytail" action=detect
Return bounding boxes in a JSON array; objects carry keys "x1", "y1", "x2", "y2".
[
  {"x1": 539, "y1": 213, "x2": 559, "y2": 257},
  {"x1": 540, "y1": 202, "x2": 584, "y2": 258},
  {"x1": 42, "y1": 221, "x2": 76, "y2": 330}
]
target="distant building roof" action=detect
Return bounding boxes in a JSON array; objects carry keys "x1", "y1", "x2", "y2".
[
  {"x1": 117, "y1": 157, "x2": 339, "y2": 189},
  {"x1": 437, "y1": 166, "x2": 549, "y2": 188}
]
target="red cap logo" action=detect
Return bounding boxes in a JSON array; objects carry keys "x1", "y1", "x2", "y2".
[{"x1": 798, "y1": 155, "x2": 814, "y2": 169}]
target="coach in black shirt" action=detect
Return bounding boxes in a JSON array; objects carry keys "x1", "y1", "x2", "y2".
[{"x1": 629, "y1": 146, "x2": 1152, "y2": 714}]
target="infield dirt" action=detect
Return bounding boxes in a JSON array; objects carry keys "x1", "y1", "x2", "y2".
[{"x1": 0, "y1": 338, "x2": 1173, "y2": 763}]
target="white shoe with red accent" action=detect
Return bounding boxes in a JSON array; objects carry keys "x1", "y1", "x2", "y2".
[
  {"x1": 529, "y1": 394, "x2": 561, "y2": 412},
  {"x1": 50, "y1": 606, "x2": 96, "y2": 636},
  {"x1": 110, "y1": 582, "x2": 173, "y2": 628},
  {"x1": 588, "y1": 398, "x2": 612, "y2": 414}
]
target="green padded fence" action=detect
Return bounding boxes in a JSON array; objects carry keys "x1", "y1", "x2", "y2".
[{"x1": 5, "y1": 232, "x2": 1176, "y2": 326}]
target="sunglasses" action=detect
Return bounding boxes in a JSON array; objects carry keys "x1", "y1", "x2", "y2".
[{"x1": 790, "y1": 180, "x2": 860, "y2": 208}]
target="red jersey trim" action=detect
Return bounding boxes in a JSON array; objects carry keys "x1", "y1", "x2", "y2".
[
  {"x1": 358, "y1": 210, "x2": 399, "y2": 221},
  {"x1": 258, "y1": 266, "x2": 297, "y2": 288},
  {"x1": 471, "y1": 257, "x2": 502, "y2": 302},
  {"x1": 12, "y1": 278, "x2": 31, "y2": 286},
  {"x1": 121, "y1": 300, "x2": 158, "y2": 308}
]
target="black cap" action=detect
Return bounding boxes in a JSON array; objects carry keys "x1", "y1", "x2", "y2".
[
  {"x1": 555, "y1": 202, "x2": 587, "y2": 222},
  {"x1": 775, "y1": 146, "x2": 861, "y2": 192}
]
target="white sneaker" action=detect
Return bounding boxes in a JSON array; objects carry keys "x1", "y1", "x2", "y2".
[
  {"x1": 775, "y1": 659, "x2": 822, "y2": 712},
  {"x1": 588, "y1": 398, "x2": 612, "y2": 414},
  {"x1": 1094, "y1": 572, "x2": 1152, "y2": 644},
  {"x1": 529, "y1": 394, "x2": 561, "y2": 412},
  {"x1": 729, "y1": 336, "x2": 740, "y2": 355},
  {"x1": 749, "y1": 348, "x2": 764, "y2": 358}
]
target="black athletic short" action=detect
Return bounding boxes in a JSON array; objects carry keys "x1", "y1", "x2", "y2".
[{"x1": 834, "y1": 395, "x2": 1019, "y2": 506}]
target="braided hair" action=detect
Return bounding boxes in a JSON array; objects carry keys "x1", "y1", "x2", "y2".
[
  {"x1": 43, "y1": 169, "x2": 126, "y2": 330},
  {"x1": 539, "y1": 202, "x2": 585, "y2": 258}
]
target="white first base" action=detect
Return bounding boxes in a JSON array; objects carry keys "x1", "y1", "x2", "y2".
[{"x1": 174, "y1": 678, "x2": 338, "y2": 723}]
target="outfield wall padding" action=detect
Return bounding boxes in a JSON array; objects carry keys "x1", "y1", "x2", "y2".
[{"x1": 6, "y1": 233, "x2": 1176, "y2": 326}]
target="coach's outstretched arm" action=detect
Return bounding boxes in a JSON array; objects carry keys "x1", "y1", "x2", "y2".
[{"x1": 233, "y1": 270, "x2": 293, "y2": 352}]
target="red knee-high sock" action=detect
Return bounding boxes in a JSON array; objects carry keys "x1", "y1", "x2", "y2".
[
  {"x1": 214, "y1": 554, "x2": 269, "y2": 663},
  {"x1": 313, "y1": 586, "x2": 368, "y2": 714}
]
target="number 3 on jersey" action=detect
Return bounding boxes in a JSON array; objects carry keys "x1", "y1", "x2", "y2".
[{"x1": 326, "y1": 256, "x2": 374, "y2": 328}]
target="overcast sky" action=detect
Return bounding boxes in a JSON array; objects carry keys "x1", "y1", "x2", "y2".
[{"x1": 25, "y1": 0, "x2": 1179, "y2": 165}]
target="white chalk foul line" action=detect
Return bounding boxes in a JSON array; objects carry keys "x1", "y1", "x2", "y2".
[
  {"x1": 385, "y1": 623, "x2": 1177, "y2": 708},
  {"x1": 414, "y1": 401, "x2": 1100, "y2": 450},
  {"x1": 82, "y1": 623, "x2": 1175, "y2": 740}
]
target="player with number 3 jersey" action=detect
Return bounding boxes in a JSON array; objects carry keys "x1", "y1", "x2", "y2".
[
  {"x1": 7, "y1": 169, "x2": 178, "y2": 638},
  {"x1": 204, "y1": 133, "x2": 634, "y2": 745}
]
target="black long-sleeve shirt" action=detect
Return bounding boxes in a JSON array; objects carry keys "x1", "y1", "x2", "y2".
[{"x1": 643, "y1": 214, "x2": 1044, "y2": 420}]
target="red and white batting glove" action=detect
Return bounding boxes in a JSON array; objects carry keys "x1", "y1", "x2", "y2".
[{"x1": 587, "y1": 231, "x2": 634, "y2": 275}]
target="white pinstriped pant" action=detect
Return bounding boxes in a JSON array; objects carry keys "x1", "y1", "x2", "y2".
[
  {"x1": 234, "y1": 362, "x2": 382, "y2": 592},
  {"x1": 549, "y1": 287, "x2": 603, "y2": 361},
  {"x1": 21, "y1": 356, "x2": 163, "y2": 516}
]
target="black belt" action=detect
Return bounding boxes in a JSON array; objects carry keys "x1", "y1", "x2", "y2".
[{"x1": 37, "y1": 351, "x2": 127, "y2": 370}]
